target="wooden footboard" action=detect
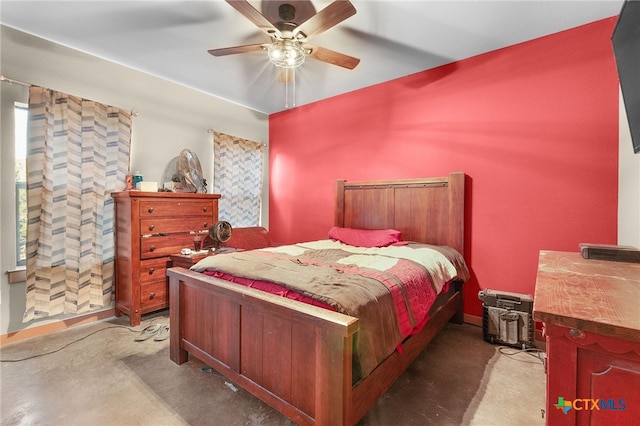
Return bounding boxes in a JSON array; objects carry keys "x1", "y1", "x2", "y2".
[
  {"x1": 169, "y1": 268, "x2": 462, "y2": 425},
  {"x1": 169, "y1": 267, "x2": 359, "y2": 425}
]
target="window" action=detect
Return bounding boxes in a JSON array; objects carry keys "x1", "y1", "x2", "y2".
[
  {"x1": 213, "y1": 131, "x2": 265, "y2": 227},
  {"x1": 15, "y1": 104, "x2": 27, "y2": 266}
]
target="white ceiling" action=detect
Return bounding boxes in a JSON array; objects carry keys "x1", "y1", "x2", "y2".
[{"x1": 1, "y1": 0, "x2": 624, "y2": 115}]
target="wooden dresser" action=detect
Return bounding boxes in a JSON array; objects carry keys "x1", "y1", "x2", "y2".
[
  {"x1": 112, "y1": 191, "x2": 220, "y2": 326},
  {"x1": 533, "y1": 250, "x2": 640, "y2": 425}
]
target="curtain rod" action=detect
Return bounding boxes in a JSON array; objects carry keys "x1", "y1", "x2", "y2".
[
  {"x1": 0, "y1": 74, "x2": 138, "y2": 115},
  {"x1": 0, "y1": 74, "x2": 30, "y2": 86}
]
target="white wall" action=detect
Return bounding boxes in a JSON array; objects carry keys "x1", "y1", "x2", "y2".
[
  {"x1": 0, "y1": 25, "x2": 269, "y2": 335},
  {"x1": 618, "y1": 86, "x2": 640, "y2": 247}
]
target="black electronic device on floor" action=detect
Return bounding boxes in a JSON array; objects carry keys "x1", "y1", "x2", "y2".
[{"x1": 478, "y1": 289, "x2": 534, "y2": 349}]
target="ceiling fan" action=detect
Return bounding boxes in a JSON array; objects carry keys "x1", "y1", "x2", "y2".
[{"x1": 208, "y1": 0, "x2": 360, "y2": 75}]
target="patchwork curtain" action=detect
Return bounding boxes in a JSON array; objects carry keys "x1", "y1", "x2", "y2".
[
  {"x1": 213, "y1": 131, "x2": 264, "y2": 227},
  {"x1": 24, "y1": 86, "x2": 131, "y2": 322}
]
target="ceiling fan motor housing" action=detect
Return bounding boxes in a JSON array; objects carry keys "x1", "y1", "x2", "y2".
[{"x1": 279, "y1": 4, "x2": 296, "y2": 22}]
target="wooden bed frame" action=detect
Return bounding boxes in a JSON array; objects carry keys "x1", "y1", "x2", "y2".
[{"x1": 168, "y1": 172, "x2": 466, "y2": 425}]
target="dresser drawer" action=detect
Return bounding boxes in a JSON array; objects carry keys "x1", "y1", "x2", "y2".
[
  {"x1": 139, "y1": 257, "x2": 169, "y2": 283},
  {"x1": 139, "y1": 200, "x2": 215, "y2": 218},
  {"x1": 140, "y1": 280, "x2": 168, "y2": 309},
  {"x1": 141, "y1": 234, "x2": 195, "y2": 259},
  {"x1": 140, "y1": 217, "x2": 212, "y2": 235}
]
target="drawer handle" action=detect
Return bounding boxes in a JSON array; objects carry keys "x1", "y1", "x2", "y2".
[
  {"x1": 149, "y1": 292, "x2": 156, "y2": 299},
  {"x1": 203, "y1": 222, "x2": 209, "y2": 228},
  {"x1": 203, "y1": 206, "x2": 208, "y2": 212},
  {"x1": 148, "y1": 224, "x2": 155, "y2": 231},
  {"x1": 148, "y1": 207, "x2": 154, "y2": 213},
  {"x1": 150, "y1": 245, "x2": 156, "y2": 252},
  {"x1": 148, "y1": 268, "x2": 155, "y2": 275}
]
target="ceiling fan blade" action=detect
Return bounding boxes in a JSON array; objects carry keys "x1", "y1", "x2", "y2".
[
  {"x1": 306, "y1": 45, "x2": 360, "y2": 70},
  {"x1": 294, "y1": 0, "x2": 356, "y2": 41},
  {"x1": 225, "y1": 0, "x2": 281, "y2": 38},
  {"x1": 208, "y1": 44, "x2": 266, "y2": 57}
]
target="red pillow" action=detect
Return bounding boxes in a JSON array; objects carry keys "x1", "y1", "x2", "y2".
[{"x1": 328, "y1": 227, "x2": 402, "y2": 248}]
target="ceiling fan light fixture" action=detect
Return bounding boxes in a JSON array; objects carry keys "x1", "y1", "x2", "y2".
[{"x1": 268, "y1": 40, "x2": 305, "y2": 68}]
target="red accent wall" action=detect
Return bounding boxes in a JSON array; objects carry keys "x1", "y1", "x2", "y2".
[{"x1": 268, "y1": 18, "x2": 619, "y2": 317}]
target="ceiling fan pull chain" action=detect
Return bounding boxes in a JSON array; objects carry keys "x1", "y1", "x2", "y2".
[
  {"x1": 292, "y1": 67, "x2": 296, "y2": 108},
  {"x1": 283, "y1": 67, "x2": 296, "y2": 109},
  {"x1": 285, "y1": 67, "x2": 289, "y2": 108}
]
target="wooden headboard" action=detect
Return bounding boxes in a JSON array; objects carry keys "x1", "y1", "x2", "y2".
[{"x1": 334, "y1": 172, "x2": 465, "y2": 254}]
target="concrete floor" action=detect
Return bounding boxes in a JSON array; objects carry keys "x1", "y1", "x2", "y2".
[{"x1": 1, "y1": 312, "x2": 546, "y2": 425}]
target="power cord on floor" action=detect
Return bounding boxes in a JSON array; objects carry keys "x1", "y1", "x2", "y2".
[
  {"x1": 497, "y1": 346, "x2": 545, "y2": 365},
  {"x1": 0, "y1": 319, "x2": 165, "y2": 363}
]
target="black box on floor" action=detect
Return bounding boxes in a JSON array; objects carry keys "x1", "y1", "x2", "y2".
[{"x1": 478, "y1": 289, "x2": 534, "y2": 348}]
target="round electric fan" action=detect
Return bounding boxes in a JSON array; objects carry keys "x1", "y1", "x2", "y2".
[
  {"x1": 177, "y1": 149, "x2": 206, "y2": 193},
  {"x1": 209, "y1": 221, "x2": 232, "y2": 250}
]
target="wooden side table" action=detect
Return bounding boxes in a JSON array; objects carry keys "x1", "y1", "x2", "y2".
[
  {"x1": 170, "y1": 247, "x2": 241, "y2": 269},
  {"x1": 169, "y1": 251, "x2": 210, "y2": 269}
]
